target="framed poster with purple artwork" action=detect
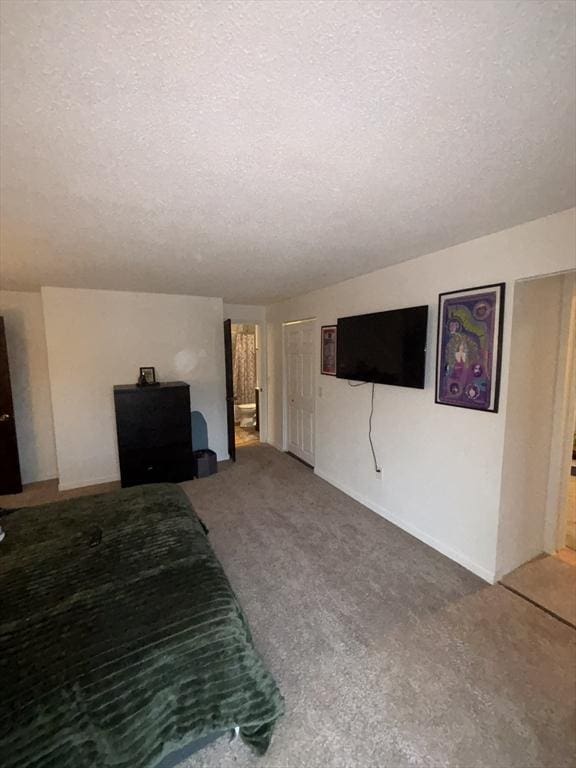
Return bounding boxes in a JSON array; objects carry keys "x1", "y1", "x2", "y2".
[
  {"x1": 321, "y1": 325, "x2": 337, "y2": 375},
  {"x1": 435, "y1": 283, "x2": 505, "y2": 412}
]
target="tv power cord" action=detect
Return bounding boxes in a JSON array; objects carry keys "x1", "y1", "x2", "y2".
[{"x1": 348, "y1": 380, "x2": 382, "y2": 473}]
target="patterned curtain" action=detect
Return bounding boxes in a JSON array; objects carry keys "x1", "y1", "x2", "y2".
[{"x1": 233, "y1": 332, "x2": 256, "y2": 404}]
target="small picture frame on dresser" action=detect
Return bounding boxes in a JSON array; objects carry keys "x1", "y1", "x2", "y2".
[{"x1": 138, "y1": 366, "x2": 157, "y2": 386}]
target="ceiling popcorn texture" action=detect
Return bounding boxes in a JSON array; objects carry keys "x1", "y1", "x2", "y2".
[{"x1": 1, "y1": 0, "x2": 575, "y2": 304}]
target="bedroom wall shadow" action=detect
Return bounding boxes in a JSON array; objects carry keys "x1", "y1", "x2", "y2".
[{"x1": 191, "y1": 411, "x2": 209, "y2": 451}]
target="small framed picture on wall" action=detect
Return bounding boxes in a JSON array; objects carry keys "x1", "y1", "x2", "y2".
[
  {"x1": 435, "y1": 283, "x2": 505, "y2": 412},
  {"x1": 321, "y1": 325, "x2": 337, "y2": 376}
]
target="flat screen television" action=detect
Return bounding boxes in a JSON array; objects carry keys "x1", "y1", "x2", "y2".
[{"x1": 336, "y1": 306, "x2": 428, "y2": 388}]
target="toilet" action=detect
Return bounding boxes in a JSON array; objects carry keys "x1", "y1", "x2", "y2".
[{"x1": 236, "y1": 403, "x2": 256, "y2": 427}]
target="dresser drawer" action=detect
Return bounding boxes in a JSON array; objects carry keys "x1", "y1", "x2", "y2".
[{"x1": 119, "y1": 445, "x2": 194, "y2": 487}]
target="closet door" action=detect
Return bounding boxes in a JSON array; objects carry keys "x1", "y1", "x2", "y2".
[{"x1": 285, "y1": 320, "x2": 315, "y2": 466}]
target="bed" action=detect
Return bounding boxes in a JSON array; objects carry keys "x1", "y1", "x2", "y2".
[{"x1": 0, "y1": 483, "x2": 284, "y2": 768}]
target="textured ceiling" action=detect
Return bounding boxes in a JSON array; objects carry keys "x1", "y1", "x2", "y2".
[{"x1": 1, "y1": 0, "x2": 575, "y2": 304}]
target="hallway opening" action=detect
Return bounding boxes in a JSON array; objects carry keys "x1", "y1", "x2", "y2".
[
  {"x1": 498, "y1": 270, "x2": 576, "y2": 627},
  {"x1": 232, "y1": 323, "x2": 260, "y2": 449}
]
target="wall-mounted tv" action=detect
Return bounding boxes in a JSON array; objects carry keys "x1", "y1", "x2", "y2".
[{"x1": 336, "y1": 306, "x2": 428, "y2": 388}]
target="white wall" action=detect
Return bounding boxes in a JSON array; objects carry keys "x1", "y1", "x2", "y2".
[
  {"x1": 495, "y1": 274, "x2": 570, "y2": 577},
  {"x1": 0, "y1": 291, "x2": 58, "y2": 483},
  {"x1": 223, "y1": 304, "x2": 266, "y2": 325},
  {"x1": 42, "y1": 287, "x2": 227, "y2": 490},
  {"x1": 266, "y1": 208, "x2": 576, "y2": 582}
]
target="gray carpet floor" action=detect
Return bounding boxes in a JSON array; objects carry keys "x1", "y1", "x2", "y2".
[
  {"x1": 179, "y1": 445, "x2": 576, "y2": 768},
  {"x1": 501, "y1": 555, "x2": 576, "y2": 627}
]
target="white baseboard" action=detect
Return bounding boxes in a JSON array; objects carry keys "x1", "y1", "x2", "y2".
[
  {"x1": 58, "y1": 474, "x2": 120, "y2": 492},
  {"x1": 22, "y1": 473, "x2": 58, "y2": 486},
  {"x1": 59, "y1": 460, "x2": 230, "y2": 489},
  {"x1": 314, "y1": 467, "x2": 496, "y2": 584}
]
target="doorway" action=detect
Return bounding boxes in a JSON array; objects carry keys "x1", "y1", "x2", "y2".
[
  {"x1": 283, "y1": 319, "x2": 315, "y2": 467},
  {"x1": 224, "y1": 319, "x2": 264, "y2": 460},
  {"x1": 231, "y1": 323, "x2": 260, "y2": 448},
  {"x1": 551, "y1": 274, "x2": 576, "y2": 563},
  {"x1": 498, "y1": 270, "x2": 576, "y2": 625}
]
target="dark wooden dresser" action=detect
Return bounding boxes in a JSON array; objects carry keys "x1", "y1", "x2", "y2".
[{"x1": 113, "y1": 381, "x2": 194, "y2": 488}]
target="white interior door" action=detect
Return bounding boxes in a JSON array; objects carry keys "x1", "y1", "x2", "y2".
[{"x1": 285, "y1": 320, "x2": 315, "y2": 466}]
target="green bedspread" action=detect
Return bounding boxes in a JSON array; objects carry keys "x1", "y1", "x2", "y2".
[{"x1": 0, "y1": 484, "x2": 284, "y2": 768}]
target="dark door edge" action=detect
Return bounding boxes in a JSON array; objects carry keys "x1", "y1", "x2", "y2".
[{"x1": 286, "y1": 451, "x2": 314, "y2": 470}]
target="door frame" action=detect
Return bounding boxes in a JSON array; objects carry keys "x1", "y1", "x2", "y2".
[{"x1": 282, "y1": 318, "x2": 316, "y2": 460}]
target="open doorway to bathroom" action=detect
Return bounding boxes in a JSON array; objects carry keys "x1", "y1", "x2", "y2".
[
  {"x1": 231, "y1": 324, "x2": 260, "y2": 448},
  {"x1": 498, "y1": 270, "x2": 576, "y2": 626}
]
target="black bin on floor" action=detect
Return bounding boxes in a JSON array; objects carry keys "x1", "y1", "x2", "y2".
[{"x1": 193, "y1": 449, "x2": 217, "y2": 479}]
